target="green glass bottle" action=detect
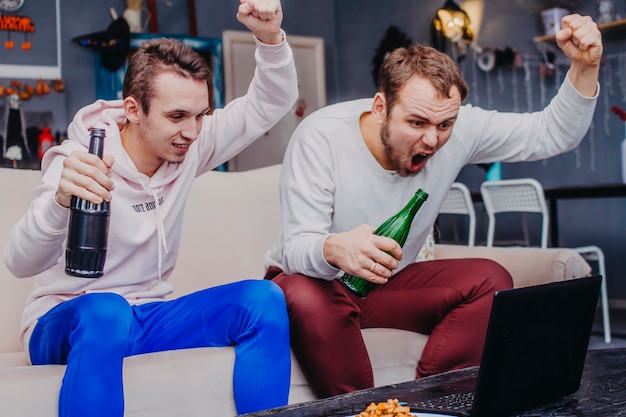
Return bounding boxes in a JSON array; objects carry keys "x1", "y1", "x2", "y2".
[{"x1": 339, "y1": 189, "x2": 429, "y2": 297}]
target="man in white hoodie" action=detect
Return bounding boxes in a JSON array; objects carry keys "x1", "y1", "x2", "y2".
[{"x1": 3, "y1": 1, "x2": 298, "y2": 416}]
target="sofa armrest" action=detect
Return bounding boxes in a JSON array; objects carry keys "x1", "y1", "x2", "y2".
[{"x1": 434, "y1": 244, "x2": 592, "y2": 288}]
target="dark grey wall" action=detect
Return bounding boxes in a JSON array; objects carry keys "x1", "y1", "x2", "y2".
[{"x1": 8, "y1": 0, "x2": 626, "y2": 299}]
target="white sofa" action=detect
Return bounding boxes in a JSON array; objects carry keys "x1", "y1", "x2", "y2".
[{"x1": 0, "y1": 164, "x2": 591, "y2": 416}]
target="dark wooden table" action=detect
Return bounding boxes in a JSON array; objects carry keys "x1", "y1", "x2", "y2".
[
  {"x1": 543, "y1": 184, "x2": 626, "y2": 247},
  {"x1": 241, "y1": 348, "x2": 626, "y2": 417}
]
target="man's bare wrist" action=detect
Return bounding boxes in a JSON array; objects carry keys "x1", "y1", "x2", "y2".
[{"x1": 256, "y1": 31, "x2": 284, "y2": 45}]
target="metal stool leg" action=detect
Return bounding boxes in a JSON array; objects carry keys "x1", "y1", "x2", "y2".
[{"x1": 576, "y1": 246, "x2": 611, "y2": 344}]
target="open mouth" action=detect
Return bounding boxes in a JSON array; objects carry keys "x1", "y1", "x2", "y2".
[{"x1": 410, "y1": 153, "x2": 428, "y2": 171}]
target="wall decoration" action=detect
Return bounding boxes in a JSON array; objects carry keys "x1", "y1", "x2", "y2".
[
  {"x1": 0, "y1": 77, "x2": 63, "y2": 101},
  {"x1": 610, "y1": 105, "x2": 626, "y2": 182},
  {"x1": 92, "y1": 33, "x2": 223, "y2": 108},
  {"x1": 432, "y1": 0, "x2": 474, "y2": 62},
  {"x1": 222, "y1": 30, "x2": 326, "y2": 171},
  {"x1": 597, "y1": 0, "x2": 618, "y2": 24},
  {"x1": 459, "y1": 49, "x2": 626, "y2": 179},
  {"x1": 0, "y1": 0, "x2": 26, "y2": 13},
  {"x1": 371, "y1": 25, "x2": 412, "y2": 88},
  {"x1": 72, "y1": 17, "x2": 131, "y2": 72},
  {"x1": 1, "y1": 92, "x2": 29, "y2": 161},
  {"x1": 0, "y1": 0, "x2": 60, "y2": 79}
]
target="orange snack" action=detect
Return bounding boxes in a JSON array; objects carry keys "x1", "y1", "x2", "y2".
[{"x1": 356, "y1": 398, "x2": 412, "y2": 417}]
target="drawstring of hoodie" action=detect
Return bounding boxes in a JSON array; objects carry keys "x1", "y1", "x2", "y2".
[{"x1": 138, "y1": 180, "x2": 169, "y2": 280}]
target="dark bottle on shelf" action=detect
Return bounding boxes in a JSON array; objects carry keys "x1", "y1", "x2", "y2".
[
  {"x1": 339, "y1": 189, "x2": 429, "y2": 297},
  {"x1": 65, "y1": 127, "x2": 110, "y2": 278}
]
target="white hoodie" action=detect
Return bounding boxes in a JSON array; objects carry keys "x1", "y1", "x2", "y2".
[{"x1": 4, "y1": 36, "x2": 298, "y2": 346}]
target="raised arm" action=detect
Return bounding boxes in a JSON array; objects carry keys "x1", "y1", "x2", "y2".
[
  {"x1": 556, "y1": 14, "x2": 603, "y2": 97},
  {"x1": 236, "y1": 0, "x2": 284, "y2": 45}
]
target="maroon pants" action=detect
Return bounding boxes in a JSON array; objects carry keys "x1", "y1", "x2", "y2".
[{"x1": 267, "y1": 258, "x2": 513, "y2": 399}]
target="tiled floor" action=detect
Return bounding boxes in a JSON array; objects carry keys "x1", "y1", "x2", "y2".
[{"x1": 588, "y1": 307, "x2": 626, "y2": 349}]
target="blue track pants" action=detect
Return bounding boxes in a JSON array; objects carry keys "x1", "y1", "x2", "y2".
[{"x1": 29, "y1": 279, "x2": 290, "y2": 416}]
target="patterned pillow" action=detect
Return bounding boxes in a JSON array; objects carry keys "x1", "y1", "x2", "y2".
[{"x1": 416, "y1": 227, "x2": 436, "y2": 262}]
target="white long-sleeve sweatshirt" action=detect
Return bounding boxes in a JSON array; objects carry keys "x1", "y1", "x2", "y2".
[
  {"x1": 265, "y1": 73, "x2": 598, "y2": 280},
  {"x1": 4, "y1": 35, "x2": 298, "y2": 345}
]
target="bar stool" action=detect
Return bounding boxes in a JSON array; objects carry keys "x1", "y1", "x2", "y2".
[
  {"x1": 480, "y1": 178, "x2": 611, "y2": 344},
  {"x1": 437, "y1": 182, "x2": 476, "y2": 246}
]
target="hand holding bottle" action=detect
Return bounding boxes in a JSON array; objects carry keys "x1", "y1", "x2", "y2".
[
  {"x1": 55, "y1": 145, "x2": 115, "y2": 209},
  {"x1": 65, "y1": 126, "x2": 113, "y2": 278},
  {"x1": 338, "y1": 189, "x2": 429, "y2": 297},
  {"x1": 324, "y1": 224, "x2": 401, "y2": 284}
]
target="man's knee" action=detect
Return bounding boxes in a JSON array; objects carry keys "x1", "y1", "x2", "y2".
[
  {"x1": 273, "y1": 274, "x2": 334, "y2": 318},
  {"x1": 74, "y1": 293, "x2": 131, "y2": 323},
  {"x1": 237, "y1": 280, "x2": 288, "y2": 328},
  {"x1": 71, "y1": 293, "x2": 133, "y2": 343},
  {"x1": 240, "y1": 279, "x2": 286, "y2": 307},
  {"x1": 475, "y1": 258, "x2": 513, "y2": 291}
]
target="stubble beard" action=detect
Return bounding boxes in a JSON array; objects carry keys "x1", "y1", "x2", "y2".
[{"x1": 380, "y1": 120, "x2": 418, "y2": 178}]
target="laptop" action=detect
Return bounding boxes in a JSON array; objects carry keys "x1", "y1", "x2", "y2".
[{"x1": 404, "y1": 275, "x2": 602, "y2": 417}]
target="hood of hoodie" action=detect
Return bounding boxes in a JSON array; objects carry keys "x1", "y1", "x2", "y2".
[{"x1": 46, "y1": 99, "x2": 189, "y2": 190}]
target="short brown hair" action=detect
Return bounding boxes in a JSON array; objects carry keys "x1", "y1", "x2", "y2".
[
  {"x1": 122, "y1": 37, "x2": 212, "y2": 114},
  {"x1": 378, "y1": 44, "x2": 468, "y2": 112}
]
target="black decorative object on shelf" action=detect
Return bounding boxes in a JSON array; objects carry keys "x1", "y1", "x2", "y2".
[
  {"x1": 72, "y1": 17, "x2": 131, "y2": 72},
  {"x1": 371, "y1": 25, "x2": 413, "y2": 88},
  {"x1": 1, "y1": 93, "x2": 31, "y2": 162}
]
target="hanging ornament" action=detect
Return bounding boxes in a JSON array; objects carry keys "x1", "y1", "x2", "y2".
[
  {"x1": 603, "y1": 65, "x2": 612, "y2": 136},
  {"x1": 72, "y1": 17, "x2": 131, "y2": 72},
  {"x1": 5, "y1": 33, "x2": 14, "y2": 49},
  {"x1": 21, "y1": 33, "x2": 30, "y2": 50},
  {"x1": 588, "y1": 120, "x2": 597, "y2": 172},
  {"x1": 2, "y1": 93, "x2": 31, "y2": 161},
  {"x1": 523, "y1": 60, "x2": 533, "y2": 113},
  {"x1": 617, "y1": 52, "x2": 626, "y2": 101},
  {"x1": 19, "y1": 84, "x2": 32, "y2": 101},
  {"x1": 610, "y1": 105, "x2": 626, "y2": 183},
  {"x1": 512, "y1": 66, "x2": 519, "y2": 112},
  {"x1": 35, "y1": 78, "x2": 50, "y2": 96},
  {"x1": 485, "y1": 69, "x2": 493, "y2": 109},
  {"x1": 497, "y1": 67, "x2": 504, "y2": 95},
  {"x1": 52, "y1": 78, "x2": 64, "y2": 92},
  {"x1": 470, "y1": 49, "x2": 480, "y2": 107}
]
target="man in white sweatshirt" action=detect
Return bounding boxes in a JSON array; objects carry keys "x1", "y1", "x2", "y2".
[
  {"x1": 265, "y1": 14, "x2": 602, "y2": 398},
  {"x1": 3, "y1": 1, "x2": 298, "y2": 416}
]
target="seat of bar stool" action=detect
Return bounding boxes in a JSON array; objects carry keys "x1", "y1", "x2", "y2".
[
  {"x1": 480, "y1": 178, "x2": 611, "y2": 344},
  {"x1": 437, "y1": 182, "x2": 476, "y2": 246}
]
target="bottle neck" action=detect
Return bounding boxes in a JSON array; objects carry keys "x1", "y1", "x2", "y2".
[
  {"x1": 405, "y1": 190, "x2": 428, "y2": 217},
  {"x1": 89, "y1": 128, "x2": 106, "y2": 159}
]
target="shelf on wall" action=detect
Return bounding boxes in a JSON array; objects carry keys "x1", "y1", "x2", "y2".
[{"x1": 533, "y1": 18, "x2": 626, "y2": 44}]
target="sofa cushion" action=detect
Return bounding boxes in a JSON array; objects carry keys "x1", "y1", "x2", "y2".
[
  {"x1": 167, "y1": 164, "x2": 284, "y2": 298},
  {"x1": 0, "y1": 168, "x2": 42, "y2": 354},
  {"x1": 435, "y1": 244, "x2": 592, "y2": 288},
  {"x1": 363, "y1": 328, "x2": 428, "y2": 387},
  {"x1": 416, "y1": 228, "x2": 435, "y2": 262},
  {"x1": 0, "y1": 164, "x2": 593, "y2": 417}
]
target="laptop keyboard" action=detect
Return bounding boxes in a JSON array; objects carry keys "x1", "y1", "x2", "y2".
[{"x1": 413, "y1": 391, "x2": 475, "y2": 412}]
